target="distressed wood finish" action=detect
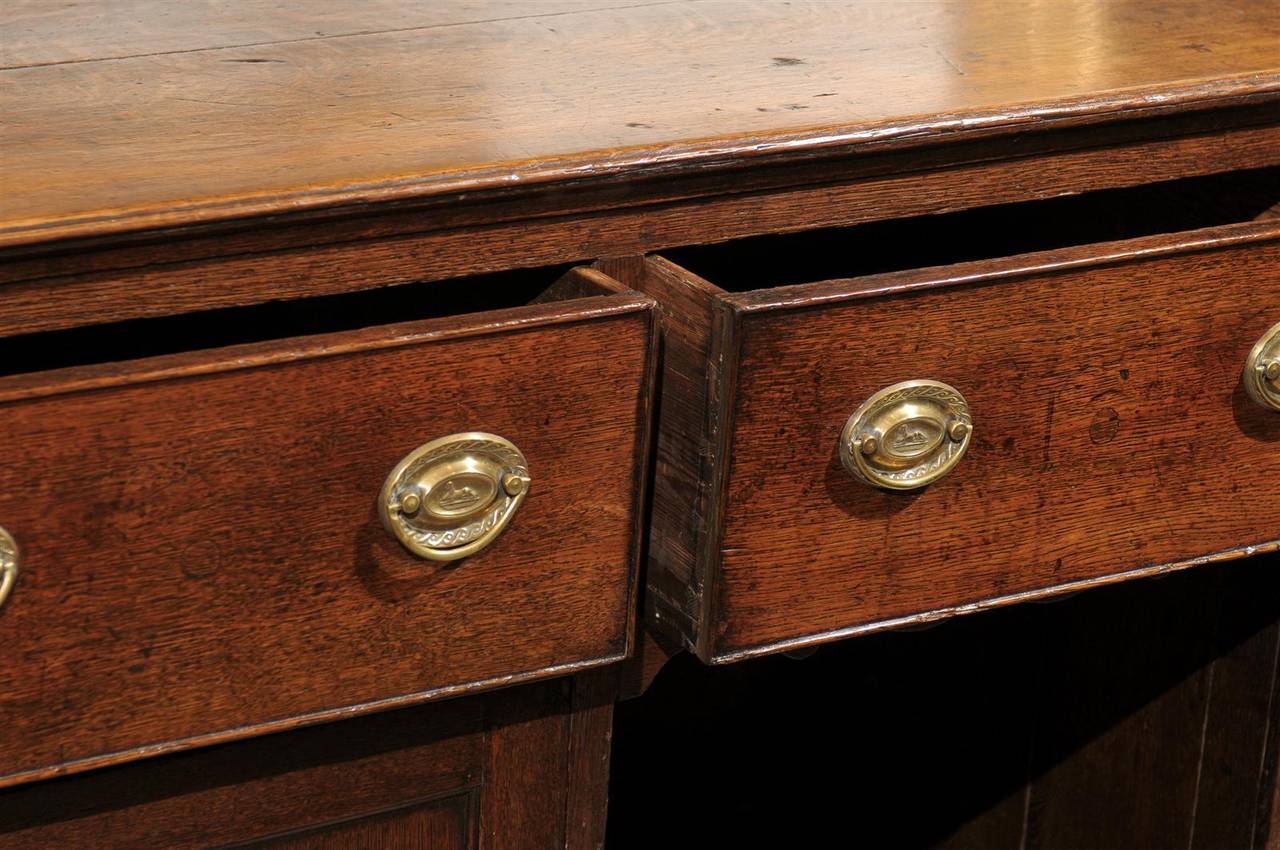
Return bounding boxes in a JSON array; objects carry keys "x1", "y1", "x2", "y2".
[
  {"x1": 637, "y1": 221, "x2": 1280, "y2": 660},
  {"x1": 2, "y1": 4, "x2": 1280, "y2": 342},
  {"x1": 0, "y1": 678, "x2": 596, "y2": 850},
  {"x1": 4, "y1": 0, "x2": 1277, "y2": 248},
  {"x1": 598, "y1": 256, "x2": 728, "y2": 645},
  {"x1": 7, "y1": 1, "x2": 1280, "y2": 841},
  {"x1": 0, "y1": 282, "x2": 655, "y2": 787}
]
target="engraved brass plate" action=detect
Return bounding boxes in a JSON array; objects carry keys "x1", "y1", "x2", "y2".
[
  {"x1": 1244, "y1": 320, "x2": 1280, "y2": 412},
  {"x1": 379, "y1": 433, "x2": 530, "y2": 562},
  {"x1": 0, "y1": 526, "x2": 18, "y2": 611},
  {"x1": 839, "y1": 380, "x2": 972, "y2": 491}
]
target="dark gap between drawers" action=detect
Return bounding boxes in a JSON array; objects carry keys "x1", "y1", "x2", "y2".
[
  {"x1": 661, "y1": 166, "x2": 1280, "y2": 291},
  {"x1": 0, "y1": 262, "x2": 583, "y2": 377}
]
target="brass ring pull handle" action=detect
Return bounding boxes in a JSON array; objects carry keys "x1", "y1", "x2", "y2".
[
  {"x1": 0, "y1": 527, "x2": 18, "y2": 611},
  {"x1": 1244, "y1": 320, "x2": 1280, "y2": 412},
  {"x1": 379, "y1": 432, "x2": 530, "y2": 562},
  {"x1": 839, "y1": 380, "x2": 972, "y2": 491}
]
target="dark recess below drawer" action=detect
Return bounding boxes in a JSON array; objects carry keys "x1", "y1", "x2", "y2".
[{"x1": 608, "y1": 554, "x2": 1280, "y2": 849}]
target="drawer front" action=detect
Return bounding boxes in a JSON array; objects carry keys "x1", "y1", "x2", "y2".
[
  {"x1": 0, "y1": 292, "x2": 653, "y2": 784},
  {"x1": 712, "y1": 229, "x2": 1280, "y2": 659}
]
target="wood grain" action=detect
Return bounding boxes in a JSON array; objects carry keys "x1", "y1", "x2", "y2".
[
  {"x1": 599, "y1": 256, "x2": 728, "y2": 649},
  {"x1": 717, "y1": 226, "x2": 1280, "y2": 658},
  {"x1": 478, "y1": 680, "x2": 572, "y2": 850},
  {"x1": 0, "y1": 686, "x2": 485, "y2": 849},
  {"x1": 563, "y1": 668, "x2": 620, "y2": 850},
  {"x1": 0, "y1": 1, "x2": 593, "y2": 67},
  {"x1": 0, "y1": 285, "x2": 654, "y2": 787},
  {"x1": 638, "y1": 220, "x2": 1280, "y2": 659},
  {"x1": 3, "y1": 109, "x2": 1277, "y2": 339},
  {"x1": 0, "y1": 679, "x2": 577, "y2": 850},
  {"x1": 2, "y1": 0, "x2": 1277, "y2": 247}
]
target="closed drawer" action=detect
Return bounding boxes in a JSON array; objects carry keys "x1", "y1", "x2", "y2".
[
  {"x1": 615, "y1": 168, "x2": 1280, "y2": 662},
  {"x1": 0, "y1": 267, "x2": 654, "y2": 785}
]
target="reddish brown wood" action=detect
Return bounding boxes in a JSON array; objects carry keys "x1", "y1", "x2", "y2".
[
  {"x1": 0, "y1": 680, "x2": 579, "y2": 850},
  {"x1": 239, "y1": 800, "x2": 471, "y2": 850},
  {"x1": 598, "y1": 256, "x2": 729, "y2": 652},
  {"x1": 4, "y1": 1, "x2": 1277, "y2": 249},
  {"x1": 563, "y1": 668, "x2": 619, "y2": 850},
  {"x1": 616, "y1": 629, "x2": 680, "y2": 701},
  {"x1": 3, "y1": 117, "x2": 1277, "y2": 338},
  {"x1": 0, "y1": 282, "x2": 655, "y2": 787},
  {"x1": 636, "y1": 218, "x2": 1280, "y2": 660},
  {"x1": 0, "y1": 690, "x2": 485, "y2": 849},
  {"x1": 479, "y1": 679, "x2": 571, "y2": 850},
  {"x1": 5, "y1": 4, "x2": 1280, "y2": 840}
]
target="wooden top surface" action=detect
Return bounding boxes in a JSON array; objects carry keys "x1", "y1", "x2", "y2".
[{"x1": 3, "y1": 0, "x2": 1279, "y2": 248}]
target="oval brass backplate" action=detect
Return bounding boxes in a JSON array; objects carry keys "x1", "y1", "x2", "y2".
[
  {"x1": 1244, "y1": 320, "x2": 1280, "y2": 412},
  {"x1": 378, "y1": 432, "x2": 530, "y2": 562},
  {"x1": 839, "y1": 380, "x2": 972, "y2": 491},
  {"x1": 0, "y1": 526, "x2": 18, "y2": 611}
]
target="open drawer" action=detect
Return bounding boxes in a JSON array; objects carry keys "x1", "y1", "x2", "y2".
[
  {"x1": 0, "y1": 267, "x2": 655, "y2": 785},
  {"x1": 609, "y1": 167, "x2": 1280, "y2": 663}
]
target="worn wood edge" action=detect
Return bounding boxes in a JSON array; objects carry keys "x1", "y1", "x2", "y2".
[
  {"x1": 586, "y1": 260, "x2": 655, "y2": 661},
  {"x1": 0, "y1": 649, "x2": 628, "y2": 792},
  {"x1": 692, "y1": 299, "x2": 742, "y2": 661},
  {"x1": 723, "y1": 218, "x2": 1280, "y2": 314},
  {"x1": 625, "y1": 256, "x2": 728, "y2": 653},
  {"x1": 622, "y1": 303, "x2": 660, "y2": 661},
  {"x1": 617, "y1": 628, "x2": 682, "y2": 702},
  {"x1": 0, "y1": 291, "x2": 652, "y2": 404},
  {"x1": 5, "y1": 75, "x2": 1278, "y2": 250},
  {"x1": 5, "y1": 104, "x2": 1277, "y2": 278},
  {"x1": 563, "y1": 268, "x2": 661, "y2": 660},
  {"x1": 705, "y1": 540, "x2": 1280, "y2": 665},
  {"x1": 3, "y1": 115, "x2": 1276, "y2": 342},
  {"x1": 644, "y1": 256, "x2": 729, "y2": 296}
]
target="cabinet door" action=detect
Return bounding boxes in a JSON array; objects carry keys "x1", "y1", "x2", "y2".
[
  {"x1": 0, "y1": 675, "x2": 612, "y2": 850},
  {"x1": 240, "y1": 797, "x2": 471, "y2": 850}
]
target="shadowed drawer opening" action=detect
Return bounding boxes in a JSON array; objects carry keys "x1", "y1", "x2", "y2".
[
  {"x1": 0, "y1": 262, "x2": 596, "y2": 377},
  {"x1": 661, "y1": 166, "x2": 1280, "y2": 291}
]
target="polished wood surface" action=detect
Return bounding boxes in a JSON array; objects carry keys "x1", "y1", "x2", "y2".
[
  {"x1": 5, "y1": 3, "x2": 1280, "y2": 842},
  {"x1": 0, "y1": 678, "x2": 601, "y2": 850},
  {"x1": 0, "y1": 282, "x2": 654, "y2": 786},
  {"x1": 2, "y1": 0, "x2": 1278, "y2": 247},
  {"x1": 5, "y1": 113, "x2": 1277, "y2": 340},
  {"x1": 634, "y1": 210, "x2": 1280, "y2": 659},
  {"x1": 718, "y1": 225, "x2": 1280, "y2": 657}
]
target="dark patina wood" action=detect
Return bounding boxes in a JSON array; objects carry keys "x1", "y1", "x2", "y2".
[
  {"x1": 0, "y1": 277, "x2": 655, "y2": 787},
  {"x1": 0, "y1": 677, "x2": 611, "y2": 850},
  {"x1": 5, "y1": 1, "x2": 1280, "y2": 844},
  {"x1": 635, "y1": 215, "x2": 1280, "y2": 660}
]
